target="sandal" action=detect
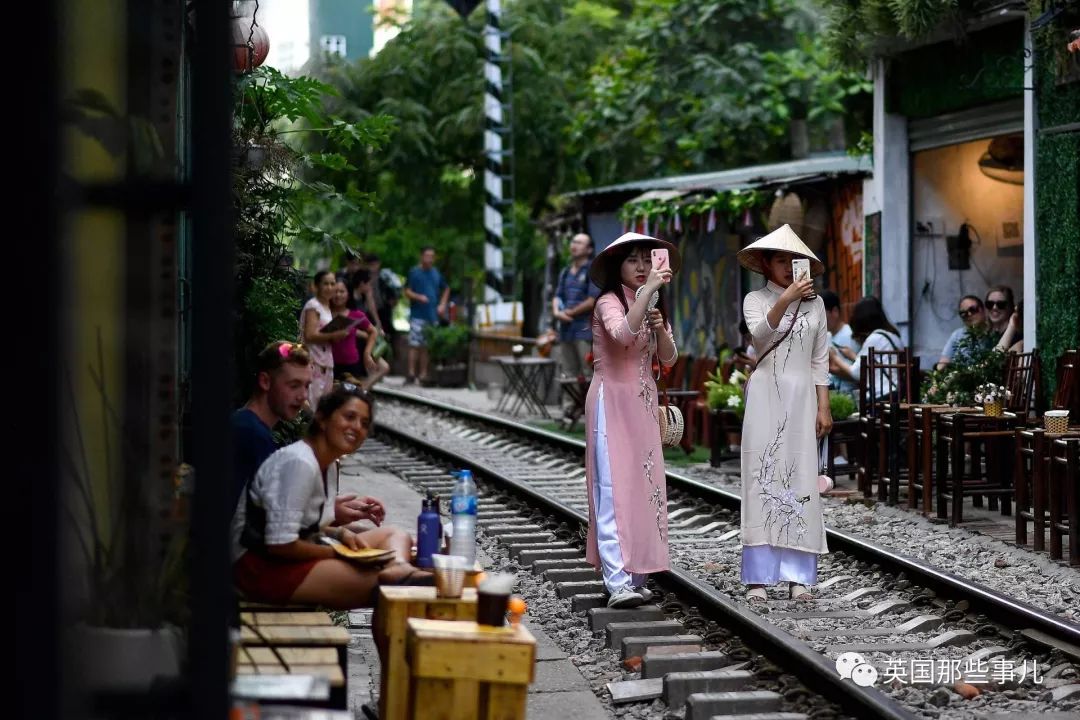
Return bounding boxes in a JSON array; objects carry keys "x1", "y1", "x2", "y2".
[
  {"x1": 745, "y1": 586, "x2": 768, "y2": 604},
  {"x1": 789, "y1": 582, "x2": 812, "y2": 601}
]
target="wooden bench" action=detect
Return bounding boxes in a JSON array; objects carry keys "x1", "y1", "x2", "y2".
[
  {"x1": 405, "y1": 618, "x2": 535, "y2": 720},
  {"x1": 375, "y1": 586, "x2": 479, "y2": 720},
  {"x1": 239, "y1": 610, "x2": 351, "y2": 709}
]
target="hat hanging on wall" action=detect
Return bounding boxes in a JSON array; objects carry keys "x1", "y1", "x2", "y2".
[
  {"x1": 767, "y1": 190, "x2": 804, "y2": 235},
  {"x1": 978, "y1": 134, "x2": 1024, "y2": 186}
]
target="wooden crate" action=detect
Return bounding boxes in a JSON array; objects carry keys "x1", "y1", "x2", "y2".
[
  {"x1": 405, "y1": 619, "x2": 535, "y2": 720},
  {"x1": 375, "y1": 586, "x2": 479, "y2": 720}
]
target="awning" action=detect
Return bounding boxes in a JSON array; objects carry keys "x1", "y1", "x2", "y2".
[{"x1": 568, "y1": 154, "x2": 871, "y2": 199}]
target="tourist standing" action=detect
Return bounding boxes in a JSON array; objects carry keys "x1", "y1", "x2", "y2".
[
  {"x1": 584, "y1": 232, "x2": 680, "y2": 608},
  {"x1": 403, "y1": 247, "x2": 449, "y2": 385},
  {"x1": 737, "y1": 225, "x2": 831, "y2": 603}
]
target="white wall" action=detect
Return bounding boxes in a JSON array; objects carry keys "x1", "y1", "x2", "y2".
[{"x1": 910, "y1": 138, "x2": 1024, "y2": 367}]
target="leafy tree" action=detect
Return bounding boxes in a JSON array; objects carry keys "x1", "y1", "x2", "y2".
[{"x1": 231, "y1": 66, "x2": 394, "y2": 397}]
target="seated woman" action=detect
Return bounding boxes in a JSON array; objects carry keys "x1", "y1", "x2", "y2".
[
  {"x1": 231, "y1": 384, "x2": 428, "y2": 608},
  {"x1": 937, "y1": 295, "x2": 989, "y2": 370},
  {"x1": 829, "y1": 296, "x2": 905, "y2": 400},
  {"x1": 995, "y1": 302, "x2": 1024, "y2": 354}
]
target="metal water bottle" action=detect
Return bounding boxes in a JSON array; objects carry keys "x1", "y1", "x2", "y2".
[
  {"x1": 449, "y1": 470, "x2": 478, "y2": 565},
  {"x1": 415, "y1": 492, "x2": 442, "y2": 568}
]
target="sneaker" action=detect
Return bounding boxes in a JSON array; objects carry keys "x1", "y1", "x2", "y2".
[
  {"x1": 607, "y1": 588, "x2": 644, "y2": 609},
  {"x1": 636, "y1": 587, "x2": 654, "y2": 603},
  {"x1": 403, "y1": 375, "x2": 416, "y2": 386}
]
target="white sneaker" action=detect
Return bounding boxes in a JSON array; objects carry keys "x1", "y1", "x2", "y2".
[
  {"x1": 607, "y1": 588, "x2": 644, "y2": 608},
  {"x1": 636, "y1": 587, "x2": 653, "y2": 603}
]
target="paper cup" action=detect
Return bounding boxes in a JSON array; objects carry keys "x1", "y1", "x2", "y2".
[{"x1": 432, "y1": 554, "x2": 467, "y2": 598}]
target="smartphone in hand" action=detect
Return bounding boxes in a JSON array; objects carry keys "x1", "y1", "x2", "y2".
[
  {"x1": 651, "y1": 248, "x2": 670, "y2": 279},
  {"x1": 791, "y1": 258, "x2": 816, "y2": 298}
]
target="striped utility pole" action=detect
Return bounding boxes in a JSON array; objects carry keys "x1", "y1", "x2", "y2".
[
  {"x1": 445, "y1": 0, "x2": 513, "y2": 302},
  {"x1": 482, "y1": 0, "x2": 512, "y2": 301}
]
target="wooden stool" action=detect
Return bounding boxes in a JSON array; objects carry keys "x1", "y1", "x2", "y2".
[
  {"x1": 239, "y1": 612, "x2": 350, "y2": 708},
  {"x1": 376, "y1": 586, "x2": 479, "y2": 720},
  {"x1": 235, "y1": 646, "x2": 345, "y2": 706},
  {"x1": 405, "y1": 618, "x2": 536, "y2": 720}
]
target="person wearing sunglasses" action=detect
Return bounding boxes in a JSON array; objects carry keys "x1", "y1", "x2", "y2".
[
  {"x1": 232, "y1": 384, "x2": 430, "y2": 609},
  {"x1": 984, "y1": 285, "x2": 1016, "y2": 336},
  {"x1": 995, "y1": 300, "x2": 1024, "y2": 354},
  {"x1": 937, "y1": 295, "x2": 988, "y2": 370}
]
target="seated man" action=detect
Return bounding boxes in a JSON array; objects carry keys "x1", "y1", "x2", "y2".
[{"x1": 232, "y1": 341, "x2": 412, "y2": 570}]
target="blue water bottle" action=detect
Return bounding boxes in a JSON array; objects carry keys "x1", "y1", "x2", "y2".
[
  {"x1": 416, "y1": 493, "x2": 442, "y2": 568},
  {"x1": 449, "y1": 470, "x2": 478, "y2": 565}
]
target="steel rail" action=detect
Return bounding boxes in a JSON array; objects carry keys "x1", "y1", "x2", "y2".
[
  {"x1": 376, "y1": 387, "x2": 1080, "y2": 648},
  {"x1": 374, "y1": 393, "x2": 916, "y2": 720}
]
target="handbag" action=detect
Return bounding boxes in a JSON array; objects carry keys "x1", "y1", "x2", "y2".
[{"x1": 657, "y1": 387, "x2": 685, "y2": 448}]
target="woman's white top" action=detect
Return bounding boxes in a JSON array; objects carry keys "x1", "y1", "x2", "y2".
[{"x1": 230, "y1": 440, "x2": 338, "y2": 562}]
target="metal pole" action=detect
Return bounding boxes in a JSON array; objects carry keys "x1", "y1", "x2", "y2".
[{"x1": 483, "y1": 0, "x2": 512, "y2": 302}]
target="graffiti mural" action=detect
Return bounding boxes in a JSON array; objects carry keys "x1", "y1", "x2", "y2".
[{"x1": 826, "y1": 181, "x2": 865, "y2": 316}]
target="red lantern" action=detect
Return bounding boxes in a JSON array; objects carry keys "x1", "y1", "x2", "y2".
[{"x1": 231, "y1": 15, "x2": 269, "y2": 73}]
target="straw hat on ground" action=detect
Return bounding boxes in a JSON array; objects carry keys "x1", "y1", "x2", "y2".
[
  {"x1": 589, "y1": 232, "x2": 681, "y2": 288},
  {"x1": 736, "y1": 224, "x2": 824, "y2": 277}
]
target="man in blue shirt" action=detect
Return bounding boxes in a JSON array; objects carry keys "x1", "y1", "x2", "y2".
[
  {"x1": 231, "y1": 341, "x2": 313, "y2": 512},
  {"x1": 403, "y1": 246, "x2": 450, "y2": 385},
  {"x1": 552, "y1": 233, "x2": 600, "y2": 380}
]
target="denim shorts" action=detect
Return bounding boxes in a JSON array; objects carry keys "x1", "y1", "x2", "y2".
[{"x1": 408, "y1": 318, "x2": 430, "y2": 348}]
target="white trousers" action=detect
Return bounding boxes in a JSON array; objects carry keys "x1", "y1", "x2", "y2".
[{"x1": 592, "y1": 382, "x2": 647, "y2": 594}]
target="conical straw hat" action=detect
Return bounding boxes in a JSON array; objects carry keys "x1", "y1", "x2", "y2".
[
  {"x1": 590, "y1": 232, "x2": 681, "y2": 288},
  {"x1": 736, "y1": 224, "x2": 824, "y2": 277}
]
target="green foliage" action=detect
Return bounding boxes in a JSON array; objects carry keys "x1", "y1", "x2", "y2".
[
  {"x1": 231, "y1": 66, "x2": 395, "y2": 400},
  {"x1": 424, "y1": 323, "x2": 472, "y2": 364},
  {"x1": 303, "y1": 0, "x2": 869, "y2": 305},
  {"x1": 704, "y1": 367, "x2": 747, "y2": 418},
  {"x1": 816, "y1": 0, "x2": 965, "y2": 68},
  {"x1": 617, "y1": 189, "x2": 769, "y2": 228},
  {"x1": 829, "y1": 391, "x2": 857, "y2": 421},
  {"x1": 569, "y1": 0, "x2": 870, "y2": 184},
  {"x1": 921, "y1": 330, "x2": 1006, "y2": 406}
]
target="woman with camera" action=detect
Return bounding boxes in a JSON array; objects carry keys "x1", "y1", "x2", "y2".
[
  {"x1": 584, "y1": 232, "x2": 680, "y2": 609},
  {"x1": 737, "y1": 225, "x2": 831, "y2": 603}
]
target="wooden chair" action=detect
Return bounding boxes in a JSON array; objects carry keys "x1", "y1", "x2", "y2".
[
  {"x1": 1048, "y1": 437, "x2": 1079, "y2": 565},
  {"x1": 935, "y1": 411, "x2": 1023, "y2": 526},
  {"x1": 871, "y1": 348, "x2": 920, "y2": 505},
  {"x1": 1004, "y1": 350, "x2": 1039, "y2": 420},
  {"x1": 1050, "y1": 349, "x2": 1079, "y2": 417},
  {"x1": 1014, "y1": 428, "x2": 1052, "y2": 550}
]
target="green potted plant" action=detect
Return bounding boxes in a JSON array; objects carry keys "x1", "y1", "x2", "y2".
[
  {"x1": 829, "y1": 391, "x2": 857, "y2": 422},
  {"x1": 921, "y1": 328, "x2": 1005, "y2": 407},
  {"x1": 704, "y1": 366, "x2": 747, "y2": 465},
  {"x1": 64, "y1": 336, "x2": 189, "y2": 693},
  {"x1": 424, "y1": 323, "x2": 471, "y2": 387}
]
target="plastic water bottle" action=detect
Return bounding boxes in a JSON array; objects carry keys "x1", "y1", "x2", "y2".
[
  {"x1": 415, "y1": 493, "x2": 442, "y2": 568},
  {"x1": 449, "y1": 470, "x2": 478, "y2": 565}
]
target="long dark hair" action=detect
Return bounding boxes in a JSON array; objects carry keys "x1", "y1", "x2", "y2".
[
  {"x1": 849, "y1": 296, "x2": 899, "y2": 342},
  {"x1": 599, "y1": 242, "x2": 669, "y2": 323}
]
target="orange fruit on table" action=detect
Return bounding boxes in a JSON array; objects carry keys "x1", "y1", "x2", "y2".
[{"x1": 508, "y1": 597, "x2": 527, "y2": 615}]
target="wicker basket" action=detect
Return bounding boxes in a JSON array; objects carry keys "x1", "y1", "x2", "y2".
[
  {"x1": 1044, "y1": 411, "x2": 1070, "y2": 434},
  {"x1": 983, "y1": 401, "x2": 1003, "y2": 417},
  {"x1": 658, "y1": 404, "x2": 684, "y2": 448}
]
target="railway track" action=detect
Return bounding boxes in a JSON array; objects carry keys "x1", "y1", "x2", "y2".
[{"x1": 367, "y1": 387, "x2": 1080, "y2": 719}]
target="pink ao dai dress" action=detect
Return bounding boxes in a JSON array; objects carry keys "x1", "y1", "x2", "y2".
[{"x1": 584, "y1": 286, "x2": 677, "y2": 593}]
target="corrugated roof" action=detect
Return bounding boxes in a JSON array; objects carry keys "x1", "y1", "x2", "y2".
[{"x1": 570, "y1": 154, "x2": 871, "y2": 198}]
